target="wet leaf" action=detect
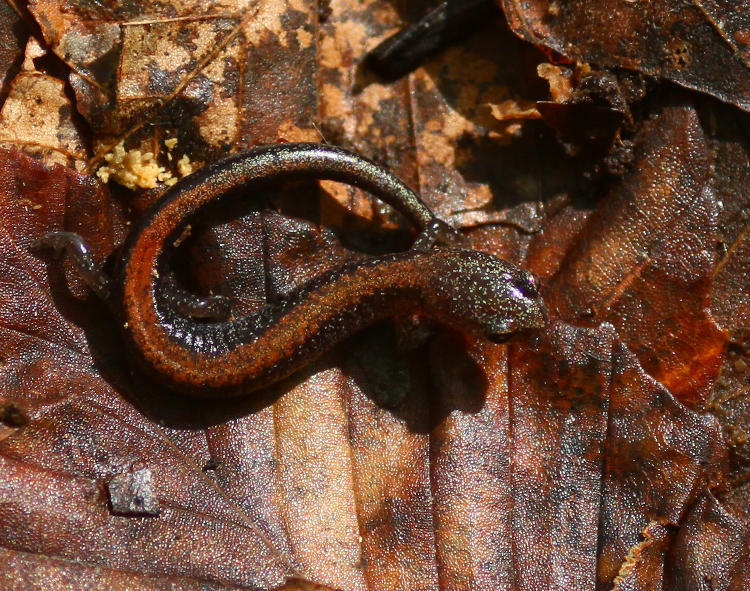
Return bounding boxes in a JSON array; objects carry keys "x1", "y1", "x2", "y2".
[{"x1": 667, "y1": 493, "x2": 750, "y2": 590}]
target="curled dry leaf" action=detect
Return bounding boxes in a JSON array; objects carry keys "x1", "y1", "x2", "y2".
[
  {"x1": 705, "y1": 98, "x2": 750, "y2": 499},
  {"x1": 487, "y1": 98, "x2": 541, "y2": 121},
  {"x1": 536, "y1": 62, "x2": 575, "y2": 103},
  {"x1": 609, "y1": 521, "x2": 672, "y2": 591},
  {"x1": 0, "y1": 38, "x2": 86, "y2": 167},
  {"x1": 501, "y1": 0, "x2": 750, "y2": 112}
]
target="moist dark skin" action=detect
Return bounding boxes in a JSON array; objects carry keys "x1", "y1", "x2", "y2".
[{"x1": 34, "y1": 142, "x2": 547, "y2": 398}]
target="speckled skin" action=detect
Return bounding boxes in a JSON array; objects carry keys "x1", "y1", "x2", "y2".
[{"x1": 38, "y1": 143, "x2": 547, "y2": 398}]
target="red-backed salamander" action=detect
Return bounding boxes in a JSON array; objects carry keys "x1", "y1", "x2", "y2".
[{"x1": 34, "y1": 142, "x2": 547, "y2": 397}]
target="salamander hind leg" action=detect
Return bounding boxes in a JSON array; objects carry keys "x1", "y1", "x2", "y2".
[
  {"x1": 159, "y1": 273, "x2": 233, "y2": 321},
  {"x1": 31, "y1": 231, "x2": 112, "y2": 300}
]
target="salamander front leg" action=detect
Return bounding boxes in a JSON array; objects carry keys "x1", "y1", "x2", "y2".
[{"x1": 412, "y1": 218, "x2": 468, "y2": 251}]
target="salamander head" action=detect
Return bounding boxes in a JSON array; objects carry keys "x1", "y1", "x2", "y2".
[{"x1": 423, "y1": 250, "x2": 547, "y2": 343}]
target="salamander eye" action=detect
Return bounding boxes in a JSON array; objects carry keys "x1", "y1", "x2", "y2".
[{"x1": 513, "y1": 271, "x2": 541, "y2": 298}]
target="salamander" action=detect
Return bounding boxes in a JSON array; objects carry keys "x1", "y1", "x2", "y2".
[{"x1": 35, "y1": 142, "x2": 546, "y2": 397}]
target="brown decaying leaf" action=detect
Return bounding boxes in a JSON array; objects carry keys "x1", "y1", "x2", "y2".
[
  {"x1": 487, "y1": 98, "x2": 541, "y2": 122},
  {"x1": 543, "y1": 104, "x2": 726, "y2": 406},
  {"x1": 501, "y1": 0, "x2": 750, "y2": 113},
  {"x1": 28, "y1": 0, "x2": 320, "y2": 173},
  {"x1": 610, "y1": 521, "x2": 672, "y2": 591},
  {"x1": 0, "y1": 0, "x2": 748, "y2": 590},
  {"x1": 668, "y1": 493, "x2": 750, "y2": 590}
]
